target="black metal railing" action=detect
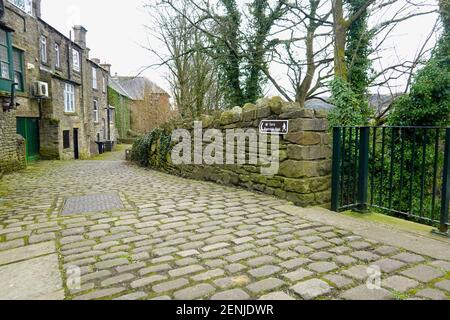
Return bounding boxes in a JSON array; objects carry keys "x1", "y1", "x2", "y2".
[{"x1": 331, "y1": 126, "x2": 450, "y2": 233}]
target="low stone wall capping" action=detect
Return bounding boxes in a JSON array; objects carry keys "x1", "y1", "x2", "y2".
[{"x1": 134, "y1": 97, "x2": 332, "y2": 208}]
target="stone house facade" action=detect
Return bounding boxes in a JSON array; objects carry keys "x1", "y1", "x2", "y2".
[{"x1": 0, "y1": 0, "x2": 116, "y2": 174}]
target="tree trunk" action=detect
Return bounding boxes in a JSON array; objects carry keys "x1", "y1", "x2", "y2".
[{"x1": 332, "y1": 0, "x2": 348, "y2": 80}]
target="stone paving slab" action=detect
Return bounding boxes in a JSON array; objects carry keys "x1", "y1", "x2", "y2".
[
  {"x1": 0, "y1": 157, "x2": 449, "y2": 300},
  {"x1": 0, "y1": 253, "x2": 63, "y2": 300},
  {"x1": 0, "y1": 241, "x2": 55, "y2": 266}
]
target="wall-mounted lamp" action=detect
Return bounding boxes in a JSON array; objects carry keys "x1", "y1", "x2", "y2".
[{"x1": 2, "y1": 82, "x2": 19, "y2": 112}]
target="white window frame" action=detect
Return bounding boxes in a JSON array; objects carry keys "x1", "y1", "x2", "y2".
[
  {"x1": 102, "y1": 75, "x2": 107, "y2": 93},
  {"x1": 72, "y1": 49, "x2": 80, "y2": 72},
  {"x1": 55, "y1": 43, "x2": 61, "y2": 68},
  {"x1": 40, "y1": 35, "x2": 47, "y2": 63},
  {"x1": 93, "y1": 99, "x2": 99, "y2": 123},
  {"x1": 108, "y1": 107, "x2": 114, "y2": 124},
  {"x1": 9, "y1": 0, "x2": 33, "y2": 16},
  {"x1": 64, "y1": 83, "x2": 75, "y2": 113},
  {"x1": 92, "y1": 66, "x2": 98, "y2": 90}
]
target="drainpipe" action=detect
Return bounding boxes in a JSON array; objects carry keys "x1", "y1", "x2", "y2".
[{"x1": 107, "y1": 105, "x2": 111, "y2": 141}]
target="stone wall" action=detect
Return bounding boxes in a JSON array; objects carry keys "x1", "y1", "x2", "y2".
[
  {"x1": 0, "y1": 110, "x2": 26, "y2": 175},
  {"x1": 134, "y1": 98, "x2": 332, "y2": 208}
]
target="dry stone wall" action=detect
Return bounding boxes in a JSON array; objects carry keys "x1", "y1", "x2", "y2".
[
  {"x1": 139, "y1": 98, "x2": 332, "y2": 208},
  {"x1": 0, "y1": 110, "x2": 26, "y2": 175}
]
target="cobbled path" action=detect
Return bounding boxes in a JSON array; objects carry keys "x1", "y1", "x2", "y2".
[{"x1": 0, "y1": 152, "x2": 449, "y2": 300}]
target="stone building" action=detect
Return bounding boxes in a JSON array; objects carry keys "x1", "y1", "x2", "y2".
[
  {"x1": 108, "y1": 76, "x2": 132, "y2": 141},
  {"x1": 0, "y1": 0, "x2": 116, "y2": 174},
  {"x1": 114, "y1": 76, "x2": 172, "y2": 135}
]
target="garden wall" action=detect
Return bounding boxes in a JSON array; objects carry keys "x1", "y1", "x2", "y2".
[
  {"x1": 132, "y1": 98, "x2": 332, "y2": 207},
  {"x1": 0, "y1": 109, "x2": 26, "y2": 176}
]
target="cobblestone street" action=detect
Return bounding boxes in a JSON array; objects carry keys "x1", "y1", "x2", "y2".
[{"x1": 0, "y1": 150, "x2": 449, "y2": 300}]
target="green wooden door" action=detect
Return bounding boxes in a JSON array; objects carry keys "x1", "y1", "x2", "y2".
[{"x1": 16, "y1": 118, "x2": 40, "y2": 162}]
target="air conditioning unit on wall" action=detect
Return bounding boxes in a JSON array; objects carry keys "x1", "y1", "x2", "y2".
[{"x1": 34, "y1": 81, "x2": 49, "y2": 98}]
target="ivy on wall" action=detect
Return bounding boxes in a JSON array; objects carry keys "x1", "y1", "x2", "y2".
[{"x1": 108, "y1": 88, "x2": 131, "y2": 139}]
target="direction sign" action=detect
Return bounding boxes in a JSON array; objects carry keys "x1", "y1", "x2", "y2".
[{"x1": 259, "y1": 120, "x2": 289, "y2": 135}]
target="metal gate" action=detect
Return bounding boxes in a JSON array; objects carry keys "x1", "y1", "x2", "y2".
[
  {"x1": 331, "y1": 126, "x2": 450, "y2": 233},
  {"x1": 16, "y1": 117, "x2": 40, "y2": 162}
]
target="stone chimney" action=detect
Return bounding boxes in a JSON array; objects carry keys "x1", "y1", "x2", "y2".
[
  {"x1": 33, "y1": 0, "x2": 42, "y2": 18},
  {"x1": 73, "y1": 25, "x2": 88, "y2": 49},
  {"x1": 100, "y1": 63, "x2": 112, "y2": 75},
  {"x1": 91, "y1": 58, "x2": 101, "y2": 65}
]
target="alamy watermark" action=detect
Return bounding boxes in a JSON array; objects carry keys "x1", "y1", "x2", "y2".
[
  {"x1": 171, "y1": 121, "x2": 281, "y2": 177},
  {"x1": 366, "y1": 265, "x2": 382, "y2": 290},
  {"x1": 66, "y1": 265, "x2": 81, "y2": 291}
]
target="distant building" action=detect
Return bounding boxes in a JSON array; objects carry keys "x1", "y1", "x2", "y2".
[
  {"x1": 305, "y1": 94, "x2": 399, "y2": 118},
  {"x1": 108, "y1": 76, "x2": 132, "y2": 141},
  {"x1": 113, "y1": 76, "x2": 172, "y2": 135}
]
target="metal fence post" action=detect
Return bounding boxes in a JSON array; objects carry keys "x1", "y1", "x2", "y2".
[
  {"x1": 439, "y1": 128, "x2": 450, "y2": 234},
  {"x1": 357, "y1": 127, "x2": 370, "y2": 212},
  {"x1": 331, "y1": 127, "x2": 342, "y2": 212}
]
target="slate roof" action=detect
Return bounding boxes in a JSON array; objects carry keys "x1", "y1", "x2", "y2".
[
  {"x1": 304, "y1": 94, "x2": 399, "y2": 116},
  {"x1": 114, "y1": 77, "x2": 169, "y2": 101},
  {"x1": 108, "y1": 77, "x2": 133, "y2": 99}
]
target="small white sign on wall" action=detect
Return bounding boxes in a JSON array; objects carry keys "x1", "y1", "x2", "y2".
[{"x1": 259, "y1": 120, "x2": 289, "y2": 135}]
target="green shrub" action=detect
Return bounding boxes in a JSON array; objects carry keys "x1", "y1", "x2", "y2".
[
  {"x1": 388, "y1": 60, "x2": 450, "y2": 127},
  {"x1": 131, "y1": 128, "x2": 172, "y2": 167},
  {"x1": 327, "y1": 78, "x2": 372, "y2": 128}
]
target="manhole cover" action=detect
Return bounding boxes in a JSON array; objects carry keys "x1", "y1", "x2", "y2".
[{"x1": 62, "y1": 193, "x2": 124, "y2": 215}]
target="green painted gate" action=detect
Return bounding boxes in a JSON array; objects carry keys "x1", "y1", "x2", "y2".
[{"x1": 16, "y1": 118, "x2": 40, "y2": 162}]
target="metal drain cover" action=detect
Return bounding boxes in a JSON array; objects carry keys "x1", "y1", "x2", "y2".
[{"x1": 62, "y1": 193, "x2": 124, "y2": 215}]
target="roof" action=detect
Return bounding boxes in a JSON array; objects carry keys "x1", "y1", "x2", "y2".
[
  {"x1": 305, "y1": 94, "x2": 400, "y2": 115},
  {"x1": 108, "y1": 77, "x2": 133, "y2": 99},
  {"x1": 114, "y1": 76, "x2": 168, "y2": 100},
  {"x1": 305, "y1": 98, "x2": 334, "y2": 110}
]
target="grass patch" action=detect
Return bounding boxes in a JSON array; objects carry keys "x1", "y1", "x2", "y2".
[
  {"x1": 342, "y1": 210, "x2": 434, "y2": 235},
  {"x1": 90, "y1": 144, "x2": 130, "y2": 161}
]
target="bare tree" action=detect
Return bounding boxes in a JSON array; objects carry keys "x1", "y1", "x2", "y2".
[{"x1": 144, "y1": 0, "x2": 222, "y2": 118}]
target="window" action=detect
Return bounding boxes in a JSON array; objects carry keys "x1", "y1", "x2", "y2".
[
  {"x1": 13, "y1": 48, "x2": 24, "y2": 92},
  {"x1": 102, "y1": 75, "x2": 106, "y2": 93},
  {"x1": 63, "y1": 130, "x2": 70, "y2": 149},
  {"x1": 64, "y1": 83, "x2": 75, "y2": 113},
  {"x1": 55, "y1": 43, "x2": 61, "y2": 68},
  {"x1": 93, "y1": 100, "x2": 99, "y2": 123},
  {"x1": 40, "y1": 35, "x2": 47, "y2": 64},
  {"x1": 92, "y1": 67, "x2": 97, "y2": 89},
  {"x1": 0, "y1": 29, "x2": 11, "y2": 80},
  {"x1": 8, "y1": 0, "x2": 33, "y2": 16},
  {"x1": 108, "y1": 108, "x2": 114, "y2": 123},
  {"x1": 72, "y1": 49, "x2": 80, "y2": 72}
]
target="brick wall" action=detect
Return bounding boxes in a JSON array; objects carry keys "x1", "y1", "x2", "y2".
[{"x1": 133, "y1": 98, "x2": 332, "y2": 208}]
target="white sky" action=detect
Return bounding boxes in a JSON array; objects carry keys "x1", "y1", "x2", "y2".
[{"x1": 41, "y1": 0, "x2": 440, "y2": 98}]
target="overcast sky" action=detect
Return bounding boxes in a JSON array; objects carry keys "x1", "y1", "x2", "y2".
[{"x1": 41, "y1": 0, "x2": 440, "y2": 97}]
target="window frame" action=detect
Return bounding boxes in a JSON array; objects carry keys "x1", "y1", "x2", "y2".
[
  {"x1": 102, "y1": 75, "x2": 107, "y2": 93},
  {"x1": 8, "y1": 0, "x2": 34, "y2": 16},
  {"x1": 40, "y1": 35, "x2": 47, "y2": 64},
  {"x1": 64, "y1": 83, "x2": 75, "y2": 113},
  {"x1": 72, "y1": 49, "x2": 80, "y2": 72},
  {"x1": 55, "y1": 43, "x2": 61, "y2": 69},
  {"x1": 92, "y1": 66, "x2": 98, "y2": 90},
  {"x1": 93, "y1": 99, "x2": 99, "y2": 123},
  {"x1": 12, "y1": 48, "x2": 25, "y2": 92},
  {"x1": 108, "y1": 108, "x2": 114, "y2": 124},
  {"x1": 0, "y1": 28, "x2": 13, "y2": 83}
]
